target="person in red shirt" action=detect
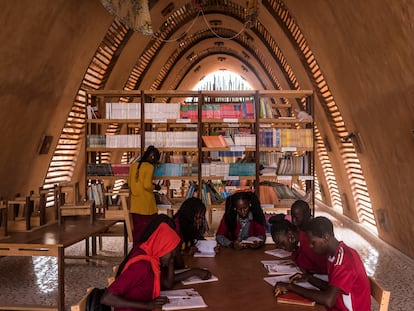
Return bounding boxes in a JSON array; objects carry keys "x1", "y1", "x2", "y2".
[
  {"x1": 101, "y1": 215, "x2": 181, "y2": 311},
  {"x1": 269, "y1": 214, "x2": 327, "y2": 274},
  {"x1": 275, "y1": 216, "x2": 371, "y2": 311},
  {"x1": 216, "y1": 191, "x2": 266, "y2": 250}
]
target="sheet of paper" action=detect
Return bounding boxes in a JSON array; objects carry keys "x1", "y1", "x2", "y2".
[
  {"x1": 181, "y1": 274, "x2": 219, "y2": 285},
  {"x1": 263, "y1": 276, "x2": 319, "y2": 290},
  {"x1": 264, "y1": 248, "x2": 292, "y2": 258},
  {"x1": 161, "y1": 288, "x2": 208, "y2": 310},
  {"x1": 194, "y1": 240, "x2": 216, "y2": 257},
  {"x1": 241, "y1": 236, "x2": 263, "y2": 244},
  {"x1": 262, "y1": 263, "x2": 301, "y2": 275}
]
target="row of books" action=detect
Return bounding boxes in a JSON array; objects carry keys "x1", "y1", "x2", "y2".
[
  {"x1": 259, "y1": 128, "x2": 313, "y2": 148},
  {"x1": 104, "y1": 102, "x2": 256, "y2": 120},
  {"x1": 87, "y1": 183, "x2": 105, "y2": 206},
  {"x1": 276, "y1": 155, "x2": 310, "y2": 175},
  {"x1": 87, "y1": 163, "x2": 130, "y2": 176},
  {"x1": 87, "y1": 135, "x2": 141, "y2": 148},
  {"x1": 201, "y1": 163, "x2": 256, "y2": 177},
  {"x1": 154, "y1": 163, "x2": 198, "y2": 177},
  {"x1": 145, "y1": 131, "x2": 198, "y2": 148},
  {"x1": 180, "y1": 101, "x2": 255, "y2": 119},
  {"x1": 105, "y1": 103, "x2": 181, "y2": 120}
]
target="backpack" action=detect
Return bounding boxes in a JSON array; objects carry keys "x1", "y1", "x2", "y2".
[{"x1": 86, "y1": 287, "x2": 111, "y2": 311}]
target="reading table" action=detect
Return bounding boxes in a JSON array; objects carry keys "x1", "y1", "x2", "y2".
[
  {"x1": 184, "y1": 244, "x2": 327, "y2": 311},
  {"x1": 0, "y1": 217, "x2": 121, "y2": 311}
]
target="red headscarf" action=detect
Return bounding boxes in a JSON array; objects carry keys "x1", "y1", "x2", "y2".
[{"x1": 121, "y1": 222, "x2": 181, "y2": 298}]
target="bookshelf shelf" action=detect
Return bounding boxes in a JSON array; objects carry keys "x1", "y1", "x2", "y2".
[{"x1": 85, "y1": 89, "x2": 315, "y2": 216}]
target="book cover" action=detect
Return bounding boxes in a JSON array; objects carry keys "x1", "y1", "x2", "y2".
[{"x1": 276, "y1": 291, "x2": 315, "y2": 306}]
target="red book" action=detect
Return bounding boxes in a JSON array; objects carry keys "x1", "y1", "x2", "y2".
[{"x1": 276, "y1": 291, "x2": 315, "y2": 306}]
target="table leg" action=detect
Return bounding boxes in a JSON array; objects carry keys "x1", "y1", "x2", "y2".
[{"x1": 58, "y1": 247, "x2": 65, "y2": 311}]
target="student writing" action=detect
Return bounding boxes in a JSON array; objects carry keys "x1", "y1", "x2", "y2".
[{"x1": 274, "y1": 216, "x2": 371, "y2": 311}]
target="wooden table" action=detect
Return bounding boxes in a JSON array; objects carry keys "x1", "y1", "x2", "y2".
[
  {"x1": 0, "y1": 218, "x2": 120, "y2": 311},
  {"x1": 183, "y1": 245, "x2": 326, "y2": 311}
]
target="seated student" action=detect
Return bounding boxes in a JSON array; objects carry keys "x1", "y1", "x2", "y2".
[
  {"x1": 101, "y1": 215, "x2": 211, "y2": 310},
  {"x1": 274, "y1": 216, "x2": 371, "y2": 311},
  {"x1": 291, "y1": 199, "x2": 328, "y2": 274},
  {"x1": 269, "y1": 214, "x2": 327, "y2": 274},
  {"x1": 216, "y1": 191, "x2": 266, "y2": 250},
  {"x1": 173, "y1": 197, "x2": 209, "y2": 255}
]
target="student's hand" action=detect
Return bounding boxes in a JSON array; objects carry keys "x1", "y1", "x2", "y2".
[
  {"x1": 188, "y1": 245, "x2": 198, "y2": 255},
  {"x1": 150, "y1": 296, "x2": 169, "y2": 310},
  {"x1": 193, "y1": 268, "x2": 212, "y2": 280},
  {"x1": 233, "y1": 240, "x2": 245, "y2": 250},
  {"x1": 214, "y1": 244, "x2": 221, "y2": 253},
  {"x1": 273, "y1": 282, "x2": 289, "y2": 297},
  {"x1": 248, "y1": 240, "x2": 264, "y2": 249}
]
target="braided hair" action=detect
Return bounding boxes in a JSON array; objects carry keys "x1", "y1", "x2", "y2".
[
  {"x1": 223, "y1": 191, "x2": 265, "y2": 241},
  {"x1": 173, "y1": 197, "x2": 208, "y2": 249},
  {"x1": 135, "y1": 145, "x2": 160, "y2": 181}
]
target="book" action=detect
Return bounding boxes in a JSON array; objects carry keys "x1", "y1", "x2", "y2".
[
  {"x1": 276, "y1": 291, "x2": 315, "y2": 306},
  {"x1": 181, "y1": 274, "x2": 219, "y2": 285},
  {"x1": 261, "y1": 261, "x2": 301, "y2": 275},
  {"x1": 160, "y1": 288, "x2": 207, "y2": 310},
  {"x1": 193, "y1": 240, "x2": 217, "y2": 257},
  {"x1": 241, "y1": 236, "x2": 264, "y2": 244}
]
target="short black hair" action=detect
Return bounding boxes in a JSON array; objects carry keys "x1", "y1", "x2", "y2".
[
  {"x1": 305, "y1": 216, "x2": 334, "y2": 238},
  {"x1": 291, "y1": 200, "x2": 311, "y2": 217}
]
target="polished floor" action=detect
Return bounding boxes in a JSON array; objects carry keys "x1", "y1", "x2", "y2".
[{"x1": 0, "y1": 204, "x2": 413, "y2": 310}]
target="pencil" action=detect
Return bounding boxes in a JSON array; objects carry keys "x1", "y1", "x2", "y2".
[{"x1": 274, "y1": 288, "x2": 281, "y2": 297}]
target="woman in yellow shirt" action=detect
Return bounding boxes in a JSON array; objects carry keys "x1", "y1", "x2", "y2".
[{"x1": 128, "y1": 145, "x2": 161, "y2": 245}]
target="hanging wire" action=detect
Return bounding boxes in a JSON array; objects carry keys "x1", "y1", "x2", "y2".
[{"x1": 152, "y1": 5, "x2": 248, "y2": 43}]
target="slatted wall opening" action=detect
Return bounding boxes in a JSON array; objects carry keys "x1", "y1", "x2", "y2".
[
  {"x1": 266, "y1": 0, "x2": 377, "y2": 232},
  {"x1": 42, "y1": 20, "x2": 130, "y2": 206}
]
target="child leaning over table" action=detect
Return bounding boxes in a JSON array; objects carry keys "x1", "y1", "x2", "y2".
[
  {"x1": 274, "y1": 216, "x2": 371, "y2": 311},
  {"x1": 216, "y1": 191, "x2": 266, "y2": 250},
  {"x1": 101, "y1": 215, "x2": 212, "y2": 311}
]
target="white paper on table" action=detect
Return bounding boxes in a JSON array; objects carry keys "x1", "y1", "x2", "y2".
[
  {"x1": 264, "y1": 248, "x2": 292, "y2": 258},
  {"x1": 263, "y1": 276, "x2": 320, "y2": 291},
  {"x1": 181, "y1": 274, "x2": 219, "y2": 285},
  {"x1": 161, "y1": 288, "x2": 207, "y2": 310},
  {"x1": 241, "y1": 236, "x2": 264, "y2": 244},
  {"x1": 194, "y1": 240, "x2": 216, "y2": 257},
  {"x1": 262, "y1": 263, "x2": 301, "y2": 275}
]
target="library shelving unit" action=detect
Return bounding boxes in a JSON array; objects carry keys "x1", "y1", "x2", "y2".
[{"x1": 85, "y1": 89, "x2": 314, "y2": 226}]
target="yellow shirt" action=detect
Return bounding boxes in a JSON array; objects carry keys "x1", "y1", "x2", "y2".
[{"x1": 128, "y1": 161, "x2": 157, "y2": 215}]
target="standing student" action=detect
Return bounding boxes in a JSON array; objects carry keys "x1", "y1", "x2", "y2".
[
  {"x1": 128, "y1": 145, "x2": 161, "y2": 245},
  {"x1": 269, "y1": 214, "x2": 327, "y2": 274},
  {"x1": 216, "y1": 191, "x2": 266, "y2": 250},
  {"x1": 173, "y1": 197, "x2": 209, "y2": 255},
  {"x1": 101, "y1": 215, "x2": 181, "y2": 311},
  {"x1": 274, "y1": 216, "x2": 371, "y2": 311}
]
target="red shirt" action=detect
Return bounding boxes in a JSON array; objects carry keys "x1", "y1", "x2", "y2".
[
  {"x1": 216, "y1": 216, "x2": 266, "y2": 241},
  {"x1": 108, "y1": 248, "x2": 154, "y2": 311},
  {"x1": 327, "y1": 241, "x2": 371, "y2": 311},
  {"x1": 292, "y1": 230, "x2": 328, "y2": 274}
]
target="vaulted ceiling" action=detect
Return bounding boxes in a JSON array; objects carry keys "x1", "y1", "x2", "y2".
[{"x1": 1, "y1": 0, "x2": 413, "y2": 259}]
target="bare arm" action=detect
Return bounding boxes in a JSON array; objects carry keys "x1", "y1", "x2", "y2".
[{"x1": 101, "y1": 289, "x2": 168, "y2": 310}]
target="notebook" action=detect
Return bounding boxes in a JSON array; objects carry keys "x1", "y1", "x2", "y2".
[{"x1": 276, "y1": 291, "x2": 315, "y2": 306}]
